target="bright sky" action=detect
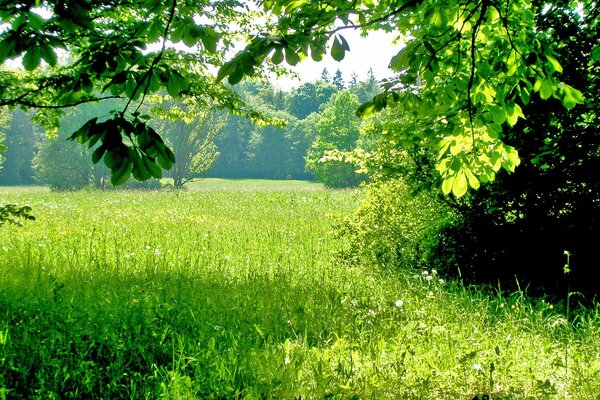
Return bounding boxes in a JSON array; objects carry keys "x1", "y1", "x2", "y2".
[{"x1": 273, "y1": 29, "x2": 402, "y2": 90}]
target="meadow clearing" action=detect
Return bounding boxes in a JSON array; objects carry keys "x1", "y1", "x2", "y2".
[{"x1": 0, "y1": 180, "x2": 599, "y2": 399}]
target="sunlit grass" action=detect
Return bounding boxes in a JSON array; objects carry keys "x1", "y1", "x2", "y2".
[{"x1": 0, "y1": 182, "x2": 598, "y2": 399}]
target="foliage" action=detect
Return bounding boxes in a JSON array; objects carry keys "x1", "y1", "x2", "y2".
[
  {"x1": 420, "y1": 0, "x2": 600, "y2": 297},
  {"x1": 337, "y1": 178, "x2": 453, "y2": 270},
  {"x1": 0, "y1": 109, "x2": 41, "y2": 185},
  {"x1": 0, "y1": 184, "x2": 598, "y2": 398},
  {"x1": 32, "y1": 128, "x2": 92, "y2": 191},
  {"x1": 151, "y1": 98, "x2": 223, "y2": 188},
  {"x1": 221, "y1": 0, "x2": 586, "y2": 195},
  {"x1": 0, "y1": 203, "x2": 35, "y2": 226},
  {"x1": 0, "y1": 0, "x2": 251, "y2": 184},
  {"x1": 306, "y1": 90, "x2": 365, "y2": 188},
  {"x1": 0, "y1": 108, "x2": 9, "y2": 173},
  {"x1": 1, "y1": 1, "x2": 584, "y2": 192}
]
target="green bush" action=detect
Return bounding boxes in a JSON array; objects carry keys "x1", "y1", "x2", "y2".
[{"x1": 337, "y1": 179, "x2": 454, "y2": 269}]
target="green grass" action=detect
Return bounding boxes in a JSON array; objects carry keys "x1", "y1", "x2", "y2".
[{"x1": 0, "y1": 181, "x2": 598, "y2": 399}]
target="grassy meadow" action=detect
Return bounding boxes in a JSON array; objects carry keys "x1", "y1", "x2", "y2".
[{"x1": 0, "y1": 180, "x2": 599, "y2": 399}]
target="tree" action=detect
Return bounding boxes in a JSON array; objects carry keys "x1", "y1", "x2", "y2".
[
  {"x1": 320, "y1": 68, "x2": 331, "y2": 83},
  {"x1": 33, "y1": 127, "x2": 92, "y2": 191},
  {"x1": 332, "y1": 69, "x2": 345, "y2": 90},
  {"x1": 0, "y1": 0, "x2": 586, "y2": 192},
  {"x1": 0, "y1": 108, "x2": 9, "y2": 173},
  {"x1": 0, "y1": 109, "x2": 41, "y2": 185},
  {"x1": 306, "y1": 90, "x2": 364, "y2": 188},
  {"x1": 421, "y1": 0, "x2": 600, "y2": 296},
  {"x1": 286, "y1": 80, "x2": 337, "y2": 119},
  {"x1": 151, "y1": 99, "x2": 223, "y2": 188}
]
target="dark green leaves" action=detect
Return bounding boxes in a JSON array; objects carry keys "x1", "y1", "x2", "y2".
[{"x1": 68, "y1": 116, "x2": 175, "y2": 186}]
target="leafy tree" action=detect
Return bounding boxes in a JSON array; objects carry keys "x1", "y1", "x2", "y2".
[
  {"x1": 0, "y1": 108, "x2": 8, "y2": 173},
  {"x1": 247, "y1": 109, "x2": 297, "y2": 179},
  {"x1": 33, "y1": 128, "x2": 92, "y2": 191},
  {"x1": 422, "y1": 0, "x2": 600, "y2": 296},
  {"x1": 337, "y1": 1, "x2": 600, "y2": 295},
  {"x1": 286, "y1": 80, "x2": 337, "y2": 119},
  {"x1": 306, "y1": 90, "x2": 364, "y2": 188},
  {"x1": 320, "y1": 68, "x2": 331, "y2": 83},
  {"x1": 0, "y1": 109, "x2": 41, "y2": 185},
  {"x1": 332, "y1": 69, "x2": 345, "y2": 90},
  {"x1": 151, "y1": 99, "x2": 223, "y2": 188}
]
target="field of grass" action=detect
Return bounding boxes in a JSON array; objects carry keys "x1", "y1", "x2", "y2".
[{"x1": 0, "y1": 181, "x2": 599, "y2": 399}]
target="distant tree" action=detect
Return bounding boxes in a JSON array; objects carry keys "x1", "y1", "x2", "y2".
[
  {"x1": 286, "y1": 81, "x2": 337, "y2": 119},
  {"x1": 0, "y1": 108, "x2": 9, "y2": 174},
  {"x1": 350, "y1": 69, "x2": 381, "y2": 103},
  {"x1": 349, "y1": 72, "x2": 359, "y2": 86},
  {"x1": 332, "y1": 69, "x2": 345, "y2": 90},
  {"x1": 0, "y1": 109, "x2": 41, "y2": 185},
  {"x1": 206, "y1": 114, "x2": 254, "y2": 179},
  {"x1": 306, "y1": 90, "x2": 364, "y2": 188},
  {"x1": 247, "y1": 115, "x2": 295, "y2": 179},
  {"x1": 33, "y1": 129, "x2": 92, "y2": 191},
  {"x1": 320, "y1": 68, "x2": 331, "y2": 83},
  {"x1": 152, "y1": 100, "x2": 223, "y2": 188}
]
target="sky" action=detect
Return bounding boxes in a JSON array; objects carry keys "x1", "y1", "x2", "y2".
[{"x1": 272, "y1": 29, "x2": 403, "y2": 90}]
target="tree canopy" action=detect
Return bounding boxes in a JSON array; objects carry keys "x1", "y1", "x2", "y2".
[{"x1": 0, "y1": 0, "x2": 592, "y2": 191}]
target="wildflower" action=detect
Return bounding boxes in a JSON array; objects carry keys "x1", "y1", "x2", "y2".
[
  {"x1": 285, "y1": 357, "x2": 291, "y2": 365},
  {"x1": 395, "y1": 299, "x2": 404, "y2": 307},
  {"x1": 425, "y1": 275, "x2": 433, "y2": 282},
  {"x1": 368, "y1": 309, "x2": 376, "y2": 317},
  {"x1": 431, "y1": 269, "x2": 438, "y2": 276},
  {"x1": 224, "y1": 255, "x2": 230, "y2": 261},
  {"x1": 473, "y1": 363, "x2": 483, "y2": 372}
]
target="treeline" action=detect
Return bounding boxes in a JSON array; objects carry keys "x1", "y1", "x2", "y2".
[{"x1": 0, "y1": 69, "x2": 379, "y2": 189}]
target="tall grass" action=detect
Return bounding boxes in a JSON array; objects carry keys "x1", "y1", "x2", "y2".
[{"x1": 0, "y1": 182, "x2": 598, "y2": 399}]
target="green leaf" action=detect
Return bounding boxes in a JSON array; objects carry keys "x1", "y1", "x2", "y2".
[
  {"x1": 331, "y1": 36, "x2": 346, "y2": 62},
  {"x1": 227, "y1": 66, "x2": 244, "y2": 85},
  {"x1": 489, "y1": 105, "x2": 506, "y2": 125},
  {"x1": 200, "y1": 26, "x2": 218, "y2": 53},
  {"x1": 546, "y1": 55, "x2": 562, "y2": 73},
  {"x1": 452, "y1": 170, "x2": 468, "y2": 197},
  {"x1": 91, "y1": 146, "x2": 106, "y2": 164},
  {"x1": 143, "y1": 156, "x2": 162, "y2": 179},
  {"x1": 285, "y1": 47, "x2": 300, "y2": 66},
  {"x1": 40, "y1": 45, "x2": 57, "y2": 67},
  {"x1": 111, "y1": 161, "x2": 133, "y2": 186},
  {"x1": 442, "y1": 175, "x2": 454, "y2": 195},
  {"x1": 22, "y1": 46, "x2": 41, "y2": 71},
  {"x1": 561, "y1": 84, "x2": 584, "y2": 110},
  {"x1": 592, "y1": 46, "x2": 600, "y2": 62},
  {"x1": 505, "y1": 102, "x2": 524, "y2": 126},
  {"x1": 465, "y1": 168, "x2": 480, "y2": 189},
  {"x1": 539, "y1": 78, "x2": 554, "y2": 100},
  {"x1": 271, "y1": 47, "x2": 284, "y2": 65}
]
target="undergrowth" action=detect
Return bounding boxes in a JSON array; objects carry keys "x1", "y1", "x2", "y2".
[{"x1": 0, "y1": 183, "x2": 598, "y2": 399}]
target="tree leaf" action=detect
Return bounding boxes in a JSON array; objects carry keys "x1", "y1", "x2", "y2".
[
  {"x1": 539, "y1": 78, "x2": 554, "y2": 100},
  {"x1": 285, "y1": 46, "x2": 300, "y2": 66},
  {"x1": 546, "y1": 55, "x2": 562, "y2": 73},
  {"x1": 40, "y1": 45, "x2": 57, "y2": 67},
  {"x1": 331, "y1": 36, "x2": 346, "y2": 62},
  {"x1": 452, "y1": 170, "x2": 468, "y2": 197},
  {"x1": 110, "y1": 161, "x2": 133, "y2": 186},
  {"x1": 22, "y1": 46, "x2": 41, "y2": 71},
  {"x1": 442, "y1": 175, "x2": 454, "y2": 195},
  {"x1": 271, "y1": 47, "x2": 284, "y2": 65}
]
